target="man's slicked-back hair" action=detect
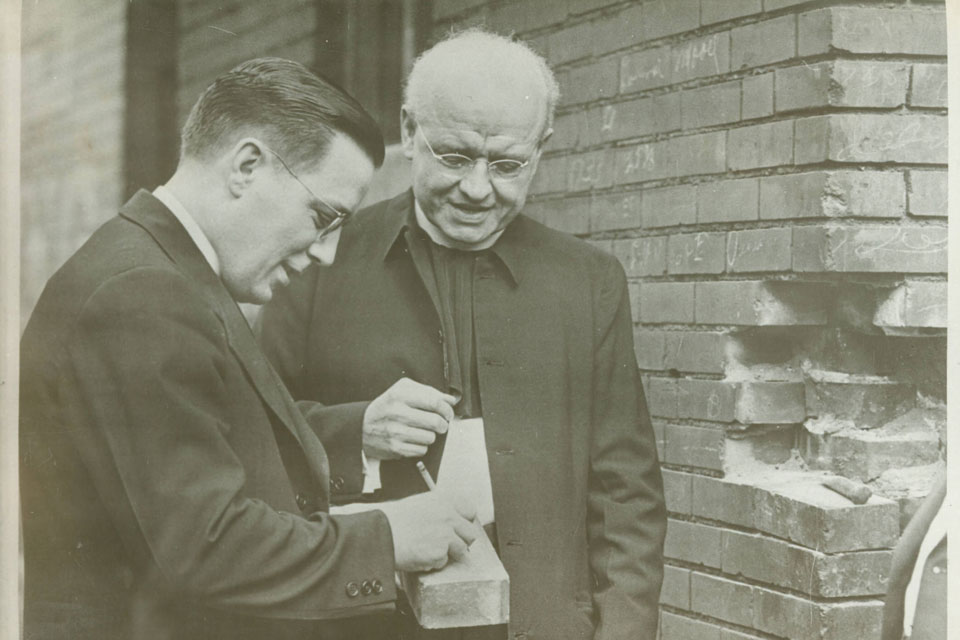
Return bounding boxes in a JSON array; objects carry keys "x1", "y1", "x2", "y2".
[
  {"x1": 181, "y1": 57, "x2": 385, "y2": 169},
  {"x1": 404, "y1": 28, "x2": 560, "y2": 133}
]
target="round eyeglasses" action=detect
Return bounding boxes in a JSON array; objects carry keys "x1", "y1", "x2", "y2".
[
  {"x1": 415, "y1": 120, "x2": 534, "y2": 181},
  {"x1": 264, "y1": 146, "x2": 349, "y2": 241}
]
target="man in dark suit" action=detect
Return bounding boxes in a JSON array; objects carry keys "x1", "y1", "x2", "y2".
[
  {"x1": 20, "y1": 58, "x2": 476, "y2": 640},
  {"x1": 260, "y1": 31, "x2": 666, "y2": 640}
]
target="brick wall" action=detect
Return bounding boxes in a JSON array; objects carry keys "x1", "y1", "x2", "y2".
[
  {"x1": 20, "y1": 0, "x2": 127, "y2": 328},
  {"x1": 434, "y1": 1, "x2": 948, "y2": 638}
]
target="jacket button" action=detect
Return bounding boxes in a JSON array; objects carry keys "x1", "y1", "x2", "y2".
[
  {"x1": 361, "y1": 579, "x2": 373, "y2": 596},
  {"x1": 331, "y1": 476, "x2": 345, "y2": 491},
  {"x1": 372, "y1": 579, "x2": 383, "y2": 594},
  {"x1": 295, "y1": 493, "x2": 309, "y2": 510},
  {"x1": 345, "y1": 581, "x2": 360, "y2": 598}
]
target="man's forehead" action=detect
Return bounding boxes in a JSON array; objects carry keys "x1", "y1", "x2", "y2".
[{"x1": 419, "y1": 64, "x2": 547, "y2": 138}]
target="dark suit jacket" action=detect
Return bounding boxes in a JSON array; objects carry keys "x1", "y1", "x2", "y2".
[
  {"x1": 20, "y1": 191, "x2": 398, "y2": 640},
  {"x1": 881, "y1": 474, "x2": 947, "y2": 640},
  {"x1": 260, "y1": 191, "x2": 666, "y2": 640}
]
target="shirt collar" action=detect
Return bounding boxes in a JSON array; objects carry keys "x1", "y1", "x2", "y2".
[
  {"x1": 380, "y1": 192, "x2": 522, "y2": 286},
  {"x1": 152, "y1": 185, "x2": 221, "y2": 276},
  {"x1": 413, "y1": 199, "x2": 505, "y2": 251}
]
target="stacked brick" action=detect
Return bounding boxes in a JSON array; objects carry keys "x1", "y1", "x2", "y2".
[
  {"x1": 20, "y1": 0, "x2": 127, "y2": 329},
  {"x1": 433, "y1": 1, "x2": 948, "y2": 638}
]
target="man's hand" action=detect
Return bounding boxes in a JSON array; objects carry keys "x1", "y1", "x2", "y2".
[
  {"x1": 378, "y1": 491, "x2": 479, "y2": 572},
  {"x1": 362, "y1": 378, "x2": 457, "y2": 459}
]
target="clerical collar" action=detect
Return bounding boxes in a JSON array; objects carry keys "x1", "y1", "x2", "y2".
[
  {"x1": 153, "y1": 185, "x2": 221, "y2": 276},
  {"x1": 414, "y1": 200, "x2": 504, "y2": 251}
]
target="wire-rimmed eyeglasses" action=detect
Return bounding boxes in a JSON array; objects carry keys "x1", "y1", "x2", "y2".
[
  {"x1": 414, "y1": 119, "x2": 535, "y2": 181},
  {"x1": 264, "y1": 146, "x2": 349, "y2": 239}
]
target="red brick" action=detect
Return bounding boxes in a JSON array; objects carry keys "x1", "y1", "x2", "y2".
[
  {"x1": 643, "y1": 185, "x2": 696, "y2": 228},
  {"x1": 695, "y1": 281, "x2": 827, "y2": 326},
  {"x1": 736, "y1": 381, "x2": 806, "y2": 424},
  {"x1": 701, "y1": 0, "x2": 761, "y2": 25},
  {"x1": 795, "y1": 114, "x2": 947, "y2": 165},
  {"x1": 668, "y1": 232, "x2": 725, "y2": 275},
  {"x1": 616, "y1": 132, "x2": 725, "y2": 185},
  {"x1": 690, "y1": 573, "x2": 754, "y2": 627},
  {"x1": 593, "y1": 3, "x2": 645, "y2": 56},
  {"x1": 697, "y1": 178, "x2": 759, "y2": 224},
  {"x1": 432, "y1": 0, "x2": 485, "y2": 20},
  {"x1": 681, "y1": 80, "x2": 741, "y2": 129},
  {"x1": 908, "y1": 170, "x2": 947, "y2": 217},
  {"x1": 776, "y1": 61, "x2": 908, "y2": 112},
  {"x1": 671, "y1": 132, "x2": 727, "y2": 178},
  {"x1": 590, "y1": 191, "x2": 642, "y2": 232},
  {"x1": 642, "y1": 0, "x2": 700, "y2": 41},
  {"x1": 547, "y1": 19, "x2": 597, "y2": 65},
  {"x1": 486, "y1": 0, "x2": 568, "y2": 36},
  {"x1": 665, "y1": 519, "x2": 722, "y2": 567},
  {"x1": 804, "y1": 371, "x2": 916, "y2": 428},
  {"x1": 799, "y1": 7, "x2": 947, "y2": 57},
  {"x1": 692, "y1": 475, "x2": 756, "y2": 527},
  {"x1": 678, "y1": 379, "x2": 738, "y2": 422},
  {"x1": 665, "y1": 423, "x2": 725, "y2": 470},
  {"x1": 557, "y1": 58, "x2": 619, "y2": 108},
  {"x1": 731, "y1": 15, "x2": 796, "y2": 70},
  {"x1": 727, "y1": 121, "x2": 793, "y2": 170},
  {"x1": 660, "y1": 611, "x2": 721, "y2": 640},
  {"x1": 528, "y1": 155, "x2": 567, "y2": 196},
  {"x1": 911, "y1": 63, "x2": 948, "y2": 108},
  {"x1": 660, "y1": 565, "x2": 691, "y2": 608},
  {"x1": 638, "y1": 282, "x2": 695, "y2": 323},
  {"x1": 763, "y1": 0, "x2": 813, "y2": 10},
  {"x1": 662, "y1": 469, "x2": 694, "y2": 515},
  {"x1": 634, "y1": 328, "x2": 667, "y2": 370},
  {"x1": 760, "y1": 171, "x2": 905, "y2": 221},
  {"x1": 536, "y1": 196, "x2": 590, "y2": 235},
  {"x1": 664, "y1": 330, "x2": 728, "y2": 374},
  {"x1": 565, "y1": 149, "x2": 615, "y2": 193},
  {"x1": 792, "y1": 224, "x2": 947, "y2": 274},
  {"x1": 615, "y1": 141, "x2": 670, "y2": 184},
  {"x1": 726, "y1": 228, "x2": 792, "y2": 273},
  {"x1": 722, "y1": 529, "x2": 891, "y2": 597},
  {"x1": 741, "y1": 72, "x2": 774, "y2": 120},
  {"x1": 619, "y1": 45, "x2": 672, "y2": 94},
  {"x1": 612, "y1": 236, "x2": 667, "y2": 277},
  {"x1": 671, "y1": 32, "x2": 731, "y2": 83},
  {"x1": 599, "y1": 93, "x2": 681, "y2": 142},
  {"x1": 754, "y1": 588, "x2": 883, "y2": 640},
  {"x1": 645, "y1": 377, "x2": 678, "y2": 418},
  {"x1": 546, "y1": 112, "x2": 585, "y2": 153},
  {"x1": 751, "y1": 475, "x2": 900, "y2": 552}
]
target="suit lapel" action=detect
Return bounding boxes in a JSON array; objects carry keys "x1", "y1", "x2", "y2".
[{"x1": 119, "y1": 191, "x2": 308, "y2": 450}]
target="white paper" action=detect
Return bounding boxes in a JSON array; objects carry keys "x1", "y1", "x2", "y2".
[{"x1": 437, "y1": 417, "x2": 495, "y2": 526}]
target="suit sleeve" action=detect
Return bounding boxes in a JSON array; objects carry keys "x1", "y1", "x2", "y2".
[
  {"x1": 259, "y1": 265, "x2": 370, "y2": 499},
  {"x1": 587, "y1": 257, "x2": 666, "y2": 640},
  {"x1": 62, "y1": 267, "x2": 396, "y2": 619}
]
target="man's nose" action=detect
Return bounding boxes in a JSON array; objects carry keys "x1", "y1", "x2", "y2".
[
  {"x1": 307, "y1": 226, "x2": 342, "y2": 266},
  {"x1": 458, "y1": 160, "x2": 494, "y2": 201}
]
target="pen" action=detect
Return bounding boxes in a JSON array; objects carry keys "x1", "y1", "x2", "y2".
[{"x1": 416, "y1": 461, "x2": 438, "y2": 491}]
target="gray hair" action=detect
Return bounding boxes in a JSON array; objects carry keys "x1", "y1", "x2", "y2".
[{"x1": 403, "y1": 28, "x2": 560, "y2": 134}]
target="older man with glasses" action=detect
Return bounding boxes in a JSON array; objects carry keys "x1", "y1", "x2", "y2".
[{"x1": 261, "y1": 30, "x2": 666, "y2": 640}]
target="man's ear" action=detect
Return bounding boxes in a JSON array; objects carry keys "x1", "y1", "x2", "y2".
[
  {"x1": 400, "y1": 107, "x2": 416, "y2": 160},
  {"x1": 227, "y1": 138, "x2": 266, "y2": 197}
]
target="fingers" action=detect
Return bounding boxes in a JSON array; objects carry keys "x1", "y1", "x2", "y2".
[
  {"x1": 387, "y1": 378, "x2": 457, "y2": 425},
  {"x1": 447, "y1": 536, "x2": 469, "y2": 563}
]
